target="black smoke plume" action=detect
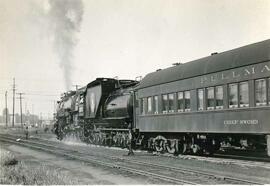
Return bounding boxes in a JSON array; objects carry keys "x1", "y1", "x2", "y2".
[{"x1": 48, "y1": 0, "x2": 84, "y2": 90}]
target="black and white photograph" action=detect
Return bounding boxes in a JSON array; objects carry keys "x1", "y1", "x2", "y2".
[{"x1": 1, "y1": 0, "x2": 270, "y2": 184}]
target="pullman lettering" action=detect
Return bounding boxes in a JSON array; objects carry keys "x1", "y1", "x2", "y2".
[{"x1": 201, "y1": 62, "x2": 270, "y2": 85}]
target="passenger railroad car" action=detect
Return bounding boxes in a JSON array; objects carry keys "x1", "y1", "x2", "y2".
[{"x1": 134, "y1": 39, "x2": 270, "y2": 155}]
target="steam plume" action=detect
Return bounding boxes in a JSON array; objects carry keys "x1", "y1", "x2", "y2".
[{"x1": 47, "y1": 0, "x2": 83, "y2": 90}]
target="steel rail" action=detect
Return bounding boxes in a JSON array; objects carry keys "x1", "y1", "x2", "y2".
[
  {"x1": 0, "y1": 136, "x2": 196, "y2": 185},
  {"x1": 0, "y1": 135, "x2": 265, "y2": 185},
  {"x1": 0, "y1": 134, "x2": 266, "y2": 184},
  {"x1": 214, "y1": 153, "x2": 270, "y2": 162},
  {"x1": 110, "y1": 156, "x2": 264, "y2": 185},
  {"x1": 3, "y1": 133, "x2": 270, "y2": 162}
]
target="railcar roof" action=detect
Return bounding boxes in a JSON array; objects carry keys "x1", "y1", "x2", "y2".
[{"x1": 136, "y1": 39, "x2": 270, "y2": 89}]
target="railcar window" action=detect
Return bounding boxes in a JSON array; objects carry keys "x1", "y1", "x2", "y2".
[
  {"x1": 168, "y1": 93, "x2": 175, "y2": 113},
  {"x1": 215, "y1": 86, "x2": 223, "y2": 109},
  {"x1": 255, "y1": 79, "x2": 267, "y2": 106},
  {"x1": 143, "y1": 98, "x2": 147, "y2": 114},
  {"x1": 177, "y1": 92, "x2": 184, "y2": 112},
  {"x1": 162, "y1": 94, "x2": 168, "y2": 113},
  {"x1": 207, "y1": 87, "x2": 215, "y2": 110},
  {"x1": 153, "y1": 96, "x2": 158, "y2": 114},
  {"x1": 184, "y1": 91, "x2": 191, "y2": 111},
  {"x1": 135, "y1": 92, "x2": 139, "y2": 108},
  {"x1": 140, "y1": 99, "x2": 143, "y2": 114},
  {"x1": 147, "y1": 97, "x2": 152, "y2": 113},
  {"x1": 140, "y1": 98, "x2": 147, "y2": 115},
  {"x1": 239, "y1": 82, "x2": 249, "y2": 107},
  {"x1": 229, "y1": 84, "x2": 238, "y2": 108},
  {"x1": 269, "y1": 78, "x2": 270, "y2": 105},
  {"x1": 197, "y1": 89, "x2": 204, "y2": 110}
]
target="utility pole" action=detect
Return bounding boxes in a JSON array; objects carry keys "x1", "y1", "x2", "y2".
[
  {"x1": 25, "y1": 101, "x2": 28, "y2": 125},
  {"x1": 40, "y1": 112, "x2": 42, "y2": 128},
  {"x1": 53, "y1": 100, "x2": 56, "y2": 113},
  {"x1": 12, "y1": 78, "x2": 16, "y2": 127},
  {"x1": 72, "y1": 84, "x2": 81, "y2": 91},
  {"x1": 32, "y1": 104, "x2": 34, "y2": 125},
  {"x1": 5, "y1": 91, "x2": 8, "y2": 128},
  {"x1": 17, "y1": 92, "x2": 25, "y2": 129},
  {"x1": 25, "y1": 101, "x2": 27, "y2": 114}
]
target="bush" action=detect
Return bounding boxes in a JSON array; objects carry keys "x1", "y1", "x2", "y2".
[
  {"x1": 0, "y1": 148, "x2": 76, "y2": 185},
  {"x1": 0, "y1": 150, "x2": 18, "y2": 166}
]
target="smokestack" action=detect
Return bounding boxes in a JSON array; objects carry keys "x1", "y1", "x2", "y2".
[{"x1": 47, "y1": 0, "x2": 84, "y2": 90}]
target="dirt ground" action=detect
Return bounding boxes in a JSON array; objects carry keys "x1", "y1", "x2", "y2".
[
  {"x1": 1, "y1": 143, "x2": 158, "y2": 185},
  {"x1": 1, "y1": 126, "x2": 270, "y2": 184},
  {"x1": 0, "y1": 127, "x2": 157, "y2": 184}
]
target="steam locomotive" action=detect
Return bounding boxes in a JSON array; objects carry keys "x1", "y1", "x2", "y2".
[
  {"x1": 55, "y1": 78, "x2": 139, "y2": 147},
  {"x1": 54, "y1": 39, "x2": 270, "y2": 156}
]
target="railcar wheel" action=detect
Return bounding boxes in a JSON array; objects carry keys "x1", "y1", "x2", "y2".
[
  {"x1": 204, "y1": 142, "x2": 215, "y2": 156},
  {"x1": 107, "y1": 134, "x2": 113, "y2": 147},
  {"x1": 178, "y1": 142, "x2": 187, "y2": 154},
  {"x1": 112, "y1": 135, "x2": 117, "y2": 146},
  {"x1": 96, "y1": 134, "x2": 102, "y2": 145},
  {"x1": 102, "y1": 135, "x2": 107, "y2": 146},
  {"x1": 154, "y1": 140, "x2": 164, "y2": 152},
  {"x1": 116, "y1": 136, "x2": 121, "y2": 147},
  {"x1": 148, "y1": 138, "x2": 154, "y2": 151},
  {"x1": 166, "y1": 140, "x2": 177, "y2": 154},
  {"x1": 153, "y1": 136, "x2": 168, "y2": 153},
  {"x1": 87, "y1": 133, "x2": 94, "y2": 144},
  {"x1": 124, "y1": 134, "x2": 130, "y2": 148},
  {"x1": 120, "y1": 133, "x2": 127, "y2": 147},
  {"x1": 191, "y1": 144, "x2": 202, "y2": 154},
  {"x1": 204, "y1": 147, "x2": 214, "y2": 156}
]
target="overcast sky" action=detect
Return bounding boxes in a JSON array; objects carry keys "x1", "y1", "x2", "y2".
[{"x1": 1, "y1": 0, "x2": 270, "y2": 119}]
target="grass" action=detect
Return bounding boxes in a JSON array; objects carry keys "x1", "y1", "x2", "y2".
[
  {"x1": 0, "y1": 148, "x2": 77, "y2": 185},
  {"x1": 0, "y1": 150, "x2": 18, "y2": 166}
]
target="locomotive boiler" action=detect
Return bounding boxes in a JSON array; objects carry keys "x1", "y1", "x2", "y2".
[{"x1": 83, "y1": 78, "x2": 138, "y2": 146}]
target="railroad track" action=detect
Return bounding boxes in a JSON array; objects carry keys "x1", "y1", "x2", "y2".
[
  {"x1": 3, "y1": 132, "x2": 270, "y2": 162},
  {"x1": 0, "y1": 134, "x2": 265, "y2": 184},
  {"x1": 214, "y1": 152, "x2": 270, "y2": 162},
  {"x1": 0, "y1": 135, "x2": 195, "y2": 184}
]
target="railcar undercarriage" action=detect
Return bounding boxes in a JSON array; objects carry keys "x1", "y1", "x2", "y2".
[
  {"x1": 135, "y1": 132, "x2": 267, "y2": 155},
  {"x1": 55, "y1": 119, "x2": 268, "y2": 156}
]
